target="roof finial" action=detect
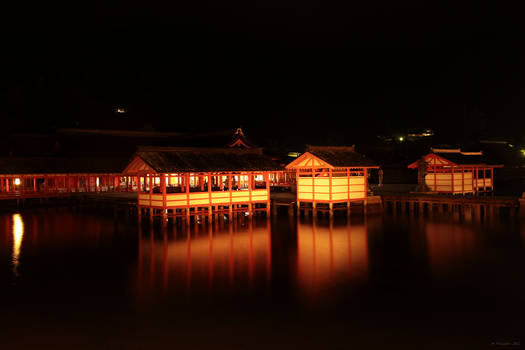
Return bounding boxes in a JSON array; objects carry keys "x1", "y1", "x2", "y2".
[{"x1": 234, "y1": 128, "x2": 244, "y2": 136}]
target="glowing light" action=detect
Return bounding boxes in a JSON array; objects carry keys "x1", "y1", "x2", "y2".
[
  {"x1": 12, "y1": 214, "x2": 24, "y2": 277},
  {"x1": 14, "y1": 178, "x2": 21, "y2": 186},
  {"x1": 287, "y1": 152, "x2": 301, "y2": 158},
  {"x1": 115, "y1": 107, "x2": 127, "y2": 114},
  {"x1": 521, "y1": 149, "x2": 525, "y2": 156},
  {"x1": 398, "y1": 136, "x2": 404, "y2": 142},
  {"x1": 96, "y1": 177, "x2": 100, "y2": 187}
]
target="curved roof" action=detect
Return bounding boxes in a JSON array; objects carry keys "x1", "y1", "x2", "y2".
[
  {"x1": 305, "y1": 145, "x2": 378, "y2": 167},
  {"x1": 286, "y1": 145, "x2": 378, "y2": 169},
  {"x1": 130, "y1": 147, "x2": 281, "y2": 173}
]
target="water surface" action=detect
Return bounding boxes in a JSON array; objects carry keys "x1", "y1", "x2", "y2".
[{"x1": 1, "y1": 207, "x2": 524, "y2": 349}]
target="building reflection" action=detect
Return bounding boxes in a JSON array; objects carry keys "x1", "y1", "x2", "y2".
[
  {"x1": 296, "y1": 219, "x2": 369, "y2": 302},
  {"x1": 424, "y1": 222, "x2": 479, "y2": 275},
  {"x1": 12, "y1": 214, "x2": 24, "y2": 277},
  {"x1": 135, "y1": 218, "x2": 272, "y2": 299}
]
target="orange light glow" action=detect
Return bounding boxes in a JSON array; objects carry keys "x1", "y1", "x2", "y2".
[
  {"x1": 296, "y1": 220, "x2": 369, "y2": 303},
  {"x1": 14, "y1": 178, "x2": 21, "y2": 186},
  {"x1": 135, "y1": 221, "x2": 271, "y2": 298},
  {"x1": 12, "y1": 214, "x2": 24, "y2": 277}
]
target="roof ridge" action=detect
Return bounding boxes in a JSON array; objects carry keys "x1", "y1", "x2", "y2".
[{"x1": 137, "y1": 146, "x2": 263, "y2": 154}]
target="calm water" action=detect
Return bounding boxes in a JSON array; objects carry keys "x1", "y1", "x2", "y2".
[{"x1": 1, "y1": 207, "x2": 524, "y2": 349}]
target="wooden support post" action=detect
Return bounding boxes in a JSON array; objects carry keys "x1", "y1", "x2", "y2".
[
  {"x1": 265, "y1": 171, "x2": 271, "y2": 217},
  {"x1": 208, "y1": 172, "x2": 212, "y2": 220},
  {"x1": 248, "y1": 172, "x2": 253, "y2": 216},
  {"x1": 161, "y1": 174, "x2": 167, "y2": 223},
  {"x1": 311, "y1": 168, "x2": 315, "y2": 212},
  {"x1": 329, "y1": 202, "x2": 334, "y2": 219}
]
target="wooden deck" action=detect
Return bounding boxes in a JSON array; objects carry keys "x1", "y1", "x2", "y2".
[
  {"x1": 0, "y1": 191, "x2": 71, "y2": 200},
  {"x1": 382, "y1": 193, "x2": 519, "y2": 217}
]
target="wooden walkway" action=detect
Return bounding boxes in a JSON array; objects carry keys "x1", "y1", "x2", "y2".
[
  {"x1": 382, "y1": 193, "x2": 519, "y2": 217},
  {"x1": 0, "y1": 191, "x2": 71, "y2": 200}
]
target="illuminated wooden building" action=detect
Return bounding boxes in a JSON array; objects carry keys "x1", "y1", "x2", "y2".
[
  {"x1": 0, "y1": 157, "x2": 130, "y2": 199},
  {"x1": 285, "y1": 146, "x2": 379, "y2": 214},
  {"x1": 123, "y1": 147, "x2": 280, "y2": 218},
  {"x1": 407, "y1": 148, "x2": 502, "y2": 194}
]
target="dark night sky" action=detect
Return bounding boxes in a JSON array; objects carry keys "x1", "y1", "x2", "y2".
[{"x1": 1, "y1": 1, "x2": 525, "y2": 145}]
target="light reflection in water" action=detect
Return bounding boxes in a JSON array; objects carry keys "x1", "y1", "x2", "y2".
[
  {"x1": 424, "y1": 222, "x2": 479, "y2": 275},
  {"x1": 12, "y1": 213, "x2": 24, "y2": 277},
  {"x1": 296, "y1": 219, "x2": 369, "y2": 302},
  {"x1": 135, "y1": 219, "x2": 271, "y2": 299}
]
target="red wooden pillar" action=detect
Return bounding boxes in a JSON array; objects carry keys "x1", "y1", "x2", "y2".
[
  {"x1": 149, "y1": 175, "x2": 153, "y2": 207},
  {"x1": 311, "y1": 167, "x2": 315, "y2": 206},
  {"x1": 461, "y1": 166, "x2": 464, "y2": 194},
  {"x1": 346, "y1": 168, "x2": 350, "y2": 201},
  {"x1": 66, "y1": 174, "x2": 70, "y2": 193},
  {"x1": 265, "y1": 171, "x2": 271, "y2": 215},
  {"x1": 328, "y1": 168, "x2": 333, "y2": 203},
  {"x1": 451, "y1": 166, "x2": 454, "y2": 194},
  {"x1": 160, "y1": 173, "x2": 166, "y2": 209},
  {"x1": 228, "y1": 172, "x2": 232, "y2": 206},
  {"x1": 186, "y1": 173, "x2": 190, "y2": 209},
  {"x1": 483, "y1": 167, "x2": 486, "y2": 192},
  {"x1": 200, "y1": 174, "x2": 205, "y2": 191},
  {"x1": 208, "y1": 172, "x2": 212, "y2": 209},
  {"x1": 433, "y1": 157, "x2": 437, "y2": 192},
  {"x1": 137, "y1": 173, "x2": 142, "y2": 211},
  {"x1": 44, "y1": 175, "x2": 48, "y2": 193},
  {"x1": 490, "y1": 167, "x2": 494, "y2": 191},
  {"x1": 472, "y1": 168, "x2": 479, "y2": 194},
  {"x1": 248, "y1": 172, "x2": 253, "y2": 214},
  {"x1": 364, "y1": 167, "x2": 368, "y2": 199}
]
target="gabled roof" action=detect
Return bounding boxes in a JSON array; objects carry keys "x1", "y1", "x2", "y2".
[
  {"x1": 125, "y1": 147, "x2": 281, "y2": 173},
  {"x1": 408, "y1": 149, "x2": 501, "y2": 168},
  {"x1": 0, "y1": 156, "x2": 128, "y2": 175},
  {"x1": 286, "y1": 145, "x2": 378, "y2": 169},
  {"x1": 228, "y1": 128, "x2": 256, "y2": 148}
]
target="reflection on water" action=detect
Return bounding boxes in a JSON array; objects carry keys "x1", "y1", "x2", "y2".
[
  {"x1": 12, "y1": 213, "x2": 24, "y2": 277},
  {"x1": 1, "y1": 209, "x2": 525, "y2": 312},
  {"x1": 2, "y1": 208, "x2": 525, "y2": 348},
  {"x1": 296, "y1": 219, "x2": 369, "y2": 302},
  {"x1": 424, "y1": 222, "x2": 479, "y2": 275},
  {"x1": 135, "y1": 219, "x2": 272, "y2": 299}
]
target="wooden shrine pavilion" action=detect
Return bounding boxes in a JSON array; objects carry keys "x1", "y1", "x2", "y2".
[
  {"x1": 122, "y1": 147, "x2": 280, "y2": 218},
  {"x1": 285, "y1": 146, "x2": 379, "y2": 214},
  {"x1": 0, "y1": 156, "x2": 130, "y2": 199},
  {"x1": 407, "y1": 148, "x2": 503, "y2": 194}
]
